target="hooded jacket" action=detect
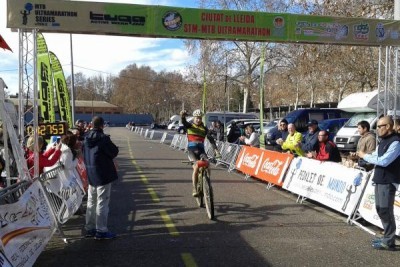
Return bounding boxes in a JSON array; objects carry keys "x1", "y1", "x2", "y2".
[{"x1": 83, "y1": 127, "x2": 119, "y2": 186}]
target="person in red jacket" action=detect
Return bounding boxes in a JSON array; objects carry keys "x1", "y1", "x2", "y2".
[
  {"x1": 25, "y1": 135, "x2": 62, "y2": 177},
  {"x1": 306, "y1": 130, "x2": 341, "y2": 162}
]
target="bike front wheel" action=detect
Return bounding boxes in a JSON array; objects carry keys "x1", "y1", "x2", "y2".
[
  {"x1": 195, "y1": 172, "x2": 204, "y2": 208},
  {"x1": 203, "y1": 170, "x2": 214, "y2": 220}
]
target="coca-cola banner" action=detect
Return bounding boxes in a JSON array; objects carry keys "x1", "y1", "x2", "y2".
[
  {"x1": 282, "y1": 157, "x2": 369, "y2": 216},
  {"x1": 235, "y1": 146, "x2": 293, "y2": 186}
]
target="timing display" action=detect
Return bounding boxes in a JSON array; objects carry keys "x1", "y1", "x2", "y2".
[{"x1": 26, "y1": 122, "x2": 67, "y2": 138}]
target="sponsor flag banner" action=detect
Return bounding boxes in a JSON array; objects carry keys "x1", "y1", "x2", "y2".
[
  {"x1": 357, "y1": 171, "x2": 400, "y2": 236},
  {"x1": 0, "y1": 181, "x2": 56, "y2": 267},
  {"x1": 49, "y1": 51, "x2": 73, "y2": 128},
  {"x1": 37, "y1": 32, "x2": 55, "y2": 122},
  {"x1": 7, "y1": 0, "x2": 400, "y2": 46},
  {"x1": 0, "y1": 34, "x2": 12, "y2": 52},
  {"x1": 235, "y1": 146, "x2": 293, "y2": 186},
  {"x1": 282, "y1": 157, "x2": 368, "y2": 215}
]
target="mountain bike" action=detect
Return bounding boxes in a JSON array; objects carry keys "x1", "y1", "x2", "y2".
[{"x1": 183, "y1": 159, "x2": 215, "y2": 220}]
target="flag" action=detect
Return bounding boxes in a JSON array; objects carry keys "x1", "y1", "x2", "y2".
[
  {"x1": 37, "y1": 33, "x2": 56, "y2": 122},
  {"x1": 0, "y1": 34, "x2": 12, "y2": 52},
  {"x1": 50, "y1": 51, "x2": 73, "y2": 128}
]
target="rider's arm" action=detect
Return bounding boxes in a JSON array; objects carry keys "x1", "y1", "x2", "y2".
[{"x1": 180, "y1": 113, "x2": 192, "y2": 129}]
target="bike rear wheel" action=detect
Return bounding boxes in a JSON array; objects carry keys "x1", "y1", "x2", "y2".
[{"x1": 203, "y1": 170, "x2": 214, "y2": 220}]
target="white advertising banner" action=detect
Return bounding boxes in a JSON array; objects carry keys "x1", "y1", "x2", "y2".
[
  {"x1": 357, "y1": 172, "x2": 400, "y2": 236},
  {"x1": 42, "y1": 170, "x2": 85, "y2": 224},
  {"x1": 0, "y1": 181, "x2": 56, "y2": 267},
  {"x1": 282, "y1": 157, "x2": 369, "y2": 215}
]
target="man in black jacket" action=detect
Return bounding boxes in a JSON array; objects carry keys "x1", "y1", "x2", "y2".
[
  {"x1": 358, "y1": 116, "x2": 400, "y2": 251},
  {"x1": 83, "y1": 116, "x2": 119, "y2": 240}
]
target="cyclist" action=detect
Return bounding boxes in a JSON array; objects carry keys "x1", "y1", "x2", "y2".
[{"x1": 180, "y1": 109, "x2": 220, "y2": 197}]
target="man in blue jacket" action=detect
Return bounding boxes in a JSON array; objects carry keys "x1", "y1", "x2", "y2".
[
  {"x1": 358, "y1": 116, "x2": 400, "y2": 251},
  {"x1": 301, "y1": 120, "x2": 320, "y2": 154},
  {"x1": 83, "y1": 116, "x2": 119, "y2": 240}
]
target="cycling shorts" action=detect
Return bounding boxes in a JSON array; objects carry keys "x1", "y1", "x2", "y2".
[{"x1": 187, "y1": 142, "x2": 207, "y2": 161}]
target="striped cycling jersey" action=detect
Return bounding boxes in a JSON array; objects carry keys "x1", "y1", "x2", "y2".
[{"x1": 187, "y1": 123, "x2": 207, "y2": 143}]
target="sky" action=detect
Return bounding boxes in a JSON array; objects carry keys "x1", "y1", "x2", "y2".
[{"x1": 0, "y1": 0, "x2": 197, "y2": 95}]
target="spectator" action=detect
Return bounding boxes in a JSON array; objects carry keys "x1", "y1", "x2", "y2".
[
  {"x1": 278, "y1": 123, "x2": 304, "y2": 156},
  {"x1": 394, "y1": 118, "x2": 400, "y2": 134},
  {"x1": 75, "y1": 119, "x2": 86, "y2": 141},
  {"x1": 0, "y1": 126, "x2": 18, "y2": 187},
  {"x1": 215, "y1": 120, "x2": 224, "y2": 141},
  {"x1": 227, "y1": 121, "x2": 241, "y2": 143},
  {"x1": 267, "y1": 119, "x2": 289, "y2": 151},
  {"x1": 349, "y1": 120, "x2": 376, "y2": 171},
  {"x1": 208, "y1": 121, "x2": 218, "y2": 140},
  {"x1": 301, "y1": 120, "x2": 320, "y2": 154},
  {"x1": 83, "y1": 116, "x2": 119, "y2": 240},
  {"x1": 357, "y1": 116, "x2": 400, "y2": 251},
  {"x1": 306, "y1": 130, "x2": 341, "y2": 162},
  {"x1": 45, "y1": 131, "x2": 83, "y2": 189},
  {"x1": 239, "y1": 125, "x2": 260, "y2": 148},
  {"x1": 25, "y1": 135, "x2": 62, "y2": 177}
]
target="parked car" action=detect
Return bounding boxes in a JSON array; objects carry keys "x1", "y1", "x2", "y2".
[
  {"x1": 205, "y1": 111, "x2": 259, "y2": 128},
  {"x1": 318, "y1": 118, "x2": 349, "y2": 141},
  {"x1": 225, "y1": 119, "x2": 260, "y2": 136},
  {"x1": 283, "y1": 108, "x2": 352, "y2": 133},
  {"x1": 255, "y1": 119, "x2": 279, "y2": 135}
]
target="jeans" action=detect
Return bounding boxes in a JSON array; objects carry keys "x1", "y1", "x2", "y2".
[
  {"x1": 85, "y1": 183, "x2": 112, "y2": 233},
  {"x1": 374, "y1": 183, "x2": 397, "y2": 246}
]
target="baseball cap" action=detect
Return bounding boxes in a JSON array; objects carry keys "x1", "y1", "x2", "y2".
[{"x1": 307, "y1": 119, "x2": 318, "y2": 126}]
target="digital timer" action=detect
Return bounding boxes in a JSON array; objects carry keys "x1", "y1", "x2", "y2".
[{"x1": 25, "y1": 122, "x2": 67, "y2": 138}]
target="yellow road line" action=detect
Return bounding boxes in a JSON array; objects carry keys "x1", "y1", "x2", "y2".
[
  {"x1": 131, "y1": 160, "x2": 137, "y2": 165},
  {"x1": 140, "y1": 174, "x2": 149, "y2": 184},
  {"x1": 181, "y1": 253, "x2": 198, "y2": 267},
  {"x1": 147, "y1": 188, "x2": 160, "y2": 202},
  {"x1": 159, "y1": 210, "x2": 179, "y2": 236}
]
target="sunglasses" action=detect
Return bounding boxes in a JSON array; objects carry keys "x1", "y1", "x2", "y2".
[{"x1": 377, "y1": 124, "x2": 387, "y2": 129}]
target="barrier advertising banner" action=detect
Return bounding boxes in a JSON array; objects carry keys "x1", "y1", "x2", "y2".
[
  {"x1": 357, "y1": 173, "x2": 400, "y2": 236},
  {"x1": 7, "y1": 0, "x2": 400, "y2": 46},
  {"x1": 49, "y1": 51, "x2": 73, "y2": 128},
  {"x1": 0, "y1": 181, "x2": 55, "y2": 267},
  {"x1": 235, "y1": 146, "x2": 293, "y2": 186},
  {"x1": 282, "y1": 157, "x2": 368, "y2": 215},
  {"x1": 37, "y1": 32, "x2": 55, "y2": 122},
  {"x1": 42, "y1": 170, "x2": 85, "y2": 224}
]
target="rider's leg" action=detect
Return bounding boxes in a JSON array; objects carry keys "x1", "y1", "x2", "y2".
[
  {"x1": 192, "y1": 163, "x2": 199, "y2": 188},
  {"x1": 188, "y1": 150, "x2": 199, "y2": 196}
]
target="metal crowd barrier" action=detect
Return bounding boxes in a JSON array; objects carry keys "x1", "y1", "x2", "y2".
[
  {"x1": 39, "y1": 165, "x2": 86, "y2": 243},
  {"x1": 129, "y1": 128, "x2": 242, "y2": 172},
  {"x1": 170, "y1": 134, "x2": 179, "y2": 148},
  {"x1": 216, "y1": 142, "x2": 241, "y2": 172},
  {"x1": 160, "y1": 132, "x2": 168, "y2": 143},
  {"x1": 0, "y1": 180, "x2": 31, "y2": 205}
]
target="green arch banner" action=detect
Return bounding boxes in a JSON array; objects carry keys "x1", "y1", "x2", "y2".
[{"x1": 7, "y1": 0, "x2": 400, "y2": 46}]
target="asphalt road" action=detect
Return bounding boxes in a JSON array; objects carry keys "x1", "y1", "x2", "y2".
[{"x1": 35, "y1": 127, "x2": 400, "y2": 267}]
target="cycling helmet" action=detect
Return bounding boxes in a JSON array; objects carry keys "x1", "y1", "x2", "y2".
[{"x1": 192, "y1": 109, "x2": 203, "y2": 117}]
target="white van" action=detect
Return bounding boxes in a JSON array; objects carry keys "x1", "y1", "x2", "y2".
[
  {"x1": 205, "y1": 111, "x2": 259, "y2": 128},
  {"x1": 334, "y1": 90, "x2": 381, "y2": 152}
]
